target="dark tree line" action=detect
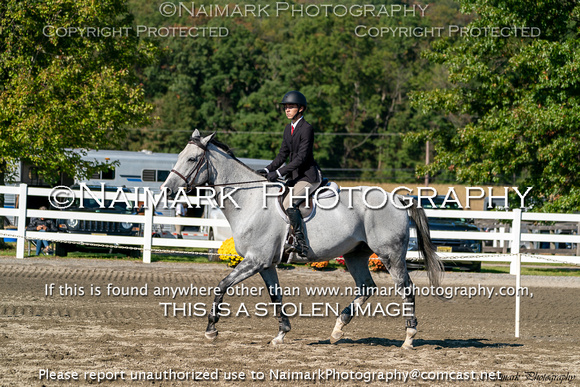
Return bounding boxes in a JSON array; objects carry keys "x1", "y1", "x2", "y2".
[{"x1": 124, "y1": 0, "x2": 466, "y2": 181}]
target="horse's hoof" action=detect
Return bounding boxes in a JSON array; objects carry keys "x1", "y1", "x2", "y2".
[
  {"x1": 205, "y1": 330, "x2": 218, "y2": 341},
  {"x1": 271, "y1": 337, "x2": 284, "y2": 346},
  {"x1": 329, "y1": 330, "x2": 344, "y2": 344},
  {"x1": 402, "y1": 327, "x2": 416, "y2": 349},
  {"x1": 270, "y1": 331, "x2": 286, "y2": 346}
]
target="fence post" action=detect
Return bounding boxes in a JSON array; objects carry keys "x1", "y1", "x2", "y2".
[
  {"x1": 142, "y1": 205, "x2": 153, "y2": 264},
  {"x1": 510, "y1": 209, "x2": 522, "y2": 272},
  {"x1": 510, "y1": 208, "x2": 522, "y2": 338},
  {"x1": 577, "y1": 223, "x2": 580, "y2": 257},
  {"x1": 16, "y1": 184, "x2": 28, "y2": 259}
]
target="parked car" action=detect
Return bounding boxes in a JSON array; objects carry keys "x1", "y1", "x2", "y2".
[
  {"x1": 176, "y1": 202, "x2": 231, "y2": 242},
  {"x1": 53, "y1": 186, "x2": 140, "y2": 257},
  {"x1": 407, "y1": 195, "x2": 482, "y2": 272}
]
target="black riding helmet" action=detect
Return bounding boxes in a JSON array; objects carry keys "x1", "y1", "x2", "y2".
[
  {"x1": 280, "y1": 91, "x2": 307, "y2": 107},
  {"x1": 280, "y1": 91, "x2": 307, "y2": 120}
]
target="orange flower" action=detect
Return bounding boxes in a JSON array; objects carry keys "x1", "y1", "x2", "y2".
[
  {"x1": 307, "y1": 261, "x2": 329, "y2": 270},
  {"x1": 368, "y1": 253, "x2": 387, "y2": 272}
]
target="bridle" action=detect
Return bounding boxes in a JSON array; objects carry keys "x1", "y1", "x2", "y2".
[
  {"x1": 169, "y1": 139, "x2": 267, "y2": 192},
  {"x1": 170, "y1": 147, "x2": 208, "y2": 192}
]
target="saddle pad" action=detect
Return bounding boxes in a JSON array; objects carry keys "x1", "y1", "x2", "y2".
[{"x1": 275, "y1": 182, "x2": 340, "y2": 224}]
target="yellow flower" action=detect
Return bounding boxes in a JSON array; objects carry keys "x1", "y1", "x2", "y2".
[{"x1": 218, "y1": 237, "x2": 243, "y2": 267}]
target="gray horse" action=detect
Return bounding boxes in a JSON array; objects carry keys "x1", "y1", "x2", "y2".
[{"x1": 161, "y1": 130, "x2": 443, "y2": 349}]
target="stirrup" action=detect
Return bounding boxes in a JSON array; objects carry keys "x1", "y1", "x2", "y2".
[{"x1": 284, "y1": 242, "x2": 309, "y2": 258}]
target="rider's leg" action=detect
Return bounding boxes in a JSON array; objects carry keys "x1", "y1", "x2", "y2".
[
  {"x1": 283, "y1": 181, "x2": 313, "y2": 258},
  {"x1": 286, "y1": 208, "x2": 308, "y2": 257}
]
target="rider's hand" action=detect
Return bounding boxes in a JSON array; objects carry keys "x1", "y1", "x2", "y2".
[
  {"x1": 266, "y1": 171, "x2": 279, "y2": 182},
  {"x1": 255, "y1": 169, "x2": 268, "y2": 177}
]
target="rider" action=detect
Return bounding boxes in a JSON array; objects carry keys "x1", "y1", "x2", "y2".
[{"x1": 257, "y1": 91, "x2": 322, "y2": 258}]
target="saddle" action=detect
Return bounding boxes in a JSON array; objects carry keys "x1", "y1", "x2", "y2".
[
  {"x1": 276, "y1": 179, "x2": 340, "y2": 264},
  {"x1": 275, "y1": 178, "x2": 340, "y2": 222}
]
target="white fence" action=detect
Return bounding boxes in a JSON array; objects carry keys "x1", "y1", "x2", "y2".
[
  {"x1": 410, "y1": 208, "x2": 580, "y2": 265},
  {"x1": 2, "y1": 184, "x2": 579, "y2": 263},
  {"x1": 1, "y1": 184, "x2": 579, "y2": 337},
  {"x1": 0, "y1": 184, "x2": 229, "y2": 263},
  {"x1": 2, "y1": 184, "x2": 580, "y2": 264}
]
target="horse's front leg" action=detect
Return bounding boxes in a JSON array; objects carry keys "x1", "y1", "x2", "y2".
[
  {"x1": 260, "y1": 266, "x2": 290, "y2": 345},
  {"x1": 205, "y1": 257, "x2": 267, "y2": 341}
]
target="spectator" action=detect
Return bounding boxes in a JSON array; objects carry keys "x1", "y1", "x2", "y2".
[
  {"x1": 175, "y1": 202, "x2": 187, "y2": 239},
  {"x1": 26, "y1": 206, "x2": 57, "y2": 255}
]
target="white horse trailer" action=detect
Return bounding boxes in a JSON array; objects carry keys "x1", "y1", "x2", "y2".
[{"x1": 79, "y1": 149, "x2": 269, "y2": 240}]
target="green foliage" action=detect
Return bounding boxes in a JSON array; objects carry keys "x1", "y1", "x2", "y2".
[
  {"x1": 126, "y1": 0, "x2": 464, "y2": 182},
  {"x1": 410, "y1": 0, "x2": 580, "y2": 212},
  {"x1": 0, "y1": 0, "x2": 158, "y2": 182}
]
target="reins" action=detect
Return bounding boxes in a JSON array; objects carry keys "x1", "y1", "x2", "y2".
[{"x1": 206, "y1": 179, "x2": 266, "y2": 188}]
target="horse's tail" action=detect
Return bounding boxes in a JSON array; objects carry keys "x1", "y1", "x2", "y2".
[{"x1": 408, "y1": 200, "x2": 444, "y2": 289}]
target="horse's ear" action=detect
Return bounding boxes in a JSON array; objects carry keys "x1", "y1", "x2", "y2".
[
  {"x1": 192, "y1": 129, "x2": 201, "y2": 138},
  {"x1": 201, "y1": 132, "x2": 216, "y2": 147}
]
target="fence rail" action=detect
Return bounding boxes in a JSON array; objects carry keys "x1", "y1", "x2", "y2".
[
  {"x1": 1, "y1": 183, "x2": 579, "y2": 338},
  {"x1": 0, "y1": 184, "x2": 228, "y2": 262},
  {"x1": 1, "y1": 184, "x2": 579, "y2": 264}
]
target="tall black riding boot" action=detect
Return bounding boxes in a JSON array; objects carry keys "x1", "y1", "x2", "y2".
[{"x1": 286, "y1": 207, "x2": 309, "y2": 258}]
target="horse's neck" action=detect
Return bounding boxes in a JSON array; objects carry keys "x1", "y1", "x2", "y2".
[
  {"x1": 208, "y1": 145, "x2": 265, "y2": 221},
  {"x1": 208, "y1": 146, "x2": 258, "y2": 186}
]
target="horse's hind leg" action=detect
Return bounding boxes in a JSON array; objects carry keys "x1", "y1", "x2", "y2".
[
  {"x1": 386, "y1": 253, "x2": 417, "y2": 350},
  {"x1": 260, "y1": 266, "x2": 291, "y2": 345},
  {"x1": 330, "y1": 252, "x2": 376, "y2": 344}
]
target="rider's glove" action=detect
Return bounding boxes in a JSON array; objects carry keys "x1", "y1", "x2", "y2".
[
  {"x1": 255, "y1": 168, "x2": 268, "y2": 177},
  {"x1": 267, "y1": 171, "x2": 279, "y2": 182}
]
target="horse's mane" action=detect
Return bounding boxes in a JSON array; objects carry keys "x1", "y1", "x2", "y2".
[
  {"x1": 190, "y1": 136, "x2": 234, "y2": 156},
  {"x1": 190, "y1": 136, "x2": 260, "y2": 174},
  {"x1": 211, "y1": 138, "x2": 237, "y2": 158}
]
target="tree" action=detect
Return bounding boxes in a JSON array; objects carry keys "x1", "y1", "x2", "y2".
[
  {"x1": 0, "y1": 0, "x2": 158, "y2": 183},
  {"x1": 409, "y1": 0, "x2": 580, "y2": 212},
  {"x1": 127, "y1": 0, "x2": 464, "y2": 182}
]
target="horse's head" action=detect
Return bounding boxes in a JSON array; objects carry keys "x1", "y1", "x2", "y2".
[{"x1": 161, "y1": 129, "x2": 215, "y2": 196}]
